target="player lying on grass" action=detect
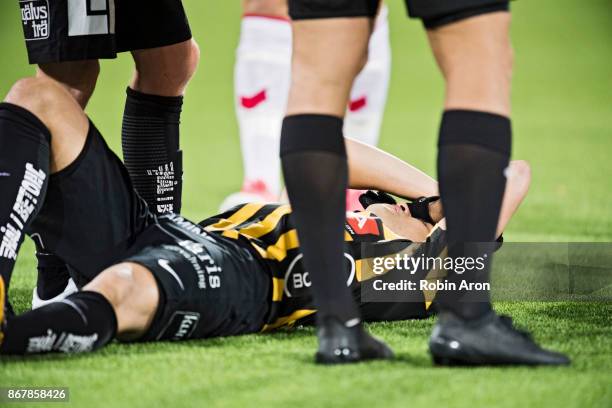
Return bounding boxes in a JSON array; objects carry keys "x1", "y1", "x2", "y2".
[{"x1": 0, "y1": 77, "x2": 567, "y2": 365}]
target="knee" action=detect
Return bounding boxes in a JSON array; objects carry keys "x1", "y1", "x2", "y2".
[
  {"x1": 83, "y1": 262, "x2": 158, "y2": 339},
  {"x1": 84, "y1": 263, "x2": 139, "y2": 309},
  {"x1": 133, "y1": 39, "x2": 200, "y2": 96},
  {"x1": 5, "y1": 77, "x2": 72, "y2": 119},
  {"x1": 173, "y1": 38, "x2": 200, "y2": 86},
  {"x1": 37, "y1": 60, "x2": 100, "y2": 108}
]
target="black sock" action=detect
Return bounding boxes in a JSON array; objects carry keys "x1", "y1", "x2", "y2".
[
  {"x1": 435, "y1": 110, "x2": 511, "y2": 320},
  {"x1": 122, "y1": 88, "x2": 183, "y2": 215},
  {"x1": 280, "y1": 114, "x2": 359, "y2": 323},
  {"x1": 0, "y1": 103, "x2": 50, "y2": 290},
  {"x1": 1, "y1": 291, "x2": 116, "y2": 354},
  {"x1": 34, "y1": 250, "x2": 71, "y2": 300}
]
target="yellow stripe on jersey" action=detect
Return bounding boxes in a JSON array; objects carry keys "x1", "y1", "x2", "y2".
[
  {"x1": 221, "y1": 229, "x2": 240, "y2": 239},
  {"x1": 260, "y1": 309, "x2": 316, "y2": 332},
  {"x1": 272, "y1": 277, "x2": 284, "y2": 301},
  {"x1": 263, "y1": 229, "x2": 299, "y2": 262},
  {"x1": 238, "y1": 205, "x2": 292, "y2": 239},
  {"x1": 208, "y1": 203, "x2": 264, "y2": 231},
  {"x1": 355, "y1": 259, "x2": 363, "y2": 282}
]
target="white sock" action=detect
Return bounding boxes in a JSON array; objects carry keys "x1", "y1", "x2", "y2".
[
  {"x1": 234, "y1": 15, "x2": 292, "y2": 196},
  {"x1": 344, "y1": 4, "x2": 391, "y2": 147}
]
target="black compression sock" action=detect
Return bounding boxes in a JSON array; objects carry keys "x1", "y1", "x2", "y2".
[
  {"x1": 0, "y1": 291, "x2": 116, "y2": 354},
  {"x1": 0, "y1": 103, "x2": 50, "y2": 290},
  {"x1": 435, "y1": 110, "x2": 511, "y2": 320},
  {"x1": 280, "y1": 114, "x2": 359, "y2": 323},
  {"x1": 122, "y1": 88, "x2": 183, "y2": 215}
]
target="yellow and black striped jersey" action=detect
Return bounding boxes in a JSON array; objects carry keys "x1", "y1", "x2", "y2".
[{"x1": 199, "y1": 203, "x2": 447, "y2": 330}]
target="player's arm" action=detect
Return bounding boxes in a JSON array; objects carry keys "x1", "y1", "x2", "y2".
[
  {"x1": 430, "y1": 160, "x2": 531, "y2": 237},
  {"x1": 345, "y1": 137, "x2": 438, "y2": 198}
]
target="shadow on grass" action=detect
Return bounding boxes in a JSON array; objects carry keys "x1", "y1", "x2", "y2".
[
  {"x1": 0, "y1": 327, "x2": 317, "y2": 364},
  {"x1": 6, "y1": 304, "x2": 604, "y2": 368},
  {"x1": 528, "y1": 302, "x2": 612, "y2": 327}
]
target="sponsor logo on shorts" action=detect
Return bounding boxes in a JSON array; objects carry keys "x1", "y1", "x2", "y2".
[
  {"x1": 156, "y1": 311, "x2": 201, "y2": 341},
  {"x1": 20, "y1": 0, "x2": 50, "y2": 41},
  {"x1": 157, "y1": 259, "x2": 185, "y2": 290}
]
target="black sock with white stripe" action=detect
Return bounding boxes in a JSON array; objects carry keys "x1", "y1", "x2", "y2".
[
  {"x1": 0, "y1": 103, "x2": 50, "y2": 291},
  {"x1": 0, "y1": 291, "x2": 116, "y2": 354},
  {"x1": 121, "y1": 88, "x2": 183, "y2": 215}
]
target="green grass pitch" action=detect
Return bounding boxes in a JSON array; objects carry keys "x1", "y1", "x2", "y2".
[{"x1": 0, "y1": 1, "x2": 611, "y2": 407}]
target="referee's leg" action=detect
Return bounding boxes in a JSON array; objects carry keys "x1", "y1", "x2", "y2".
[
  {"x1": 424, "y1": 9, "x2": 569, "y2": 366},
  {"x1": 281, "y1": 6, "x2": 392, "y2": 363},
  {"x1": 428, "y1": 10, "x2": 513, "y2": 320}
]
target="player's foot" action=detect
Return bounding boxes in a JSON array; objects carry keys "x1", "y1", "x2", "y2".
[
  {"x1": 0, "y1": 276, "x2": 6, "y2": 347},
  {"x1": 315, "y1": 316, "x2": 394, "y2": 364},
  {"x1": 219, "y1": 179, "x2": 277, "y2": 212},
  {"x1": 32, "y1": 251, "x2": 76, "y2": 309},
  {"x1": 31, "y1": 277, "x2": 78, "y2": 309},
  {"x1": 429, "y1": 311, "x2": 570, "y2": 366}
]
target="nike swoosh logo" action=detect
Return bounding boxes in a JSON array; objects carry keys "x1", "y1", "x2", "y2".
[
  {"x1": 158, "y1": 259, "x2": 184, "y2": 290},
  {"x1": 348, "y1": 96, "x2": 367, "y2": 112},
  {"x1": 240, "y1": 89, "x2": 267, "y2": 109}
]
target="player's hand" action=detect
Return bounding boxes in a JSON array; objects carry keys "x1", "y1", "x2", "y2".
[{"x1": 407, "y1": 196, "x2": 441, "y2": 225}]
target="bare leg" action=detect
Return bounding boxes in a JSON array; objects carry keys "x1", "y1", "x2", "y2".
[
  {"x1": 84, "y1": 263, "x2": 159, "y2": 340},
  {"x1": 37, "y1": 60, "x2": 100, "y2": 109},
  {"x1": 427, "y1": 12, "x2": 513, "y2": 116},
  {"x1": 5, "y1": 77, "x2": 89, "y2": 173},
  {"x1": 130, "y1": 39, "x2": 200, "y2": 97}
]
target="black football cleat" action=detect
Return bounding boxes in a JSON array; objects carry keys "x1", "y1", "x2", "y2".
[
  {"x1": 429, "y1": 311, "x2": 570, "y2": 366},
  {"x1": 315, "y1": 316, "x2": 394, "y2": 364}
]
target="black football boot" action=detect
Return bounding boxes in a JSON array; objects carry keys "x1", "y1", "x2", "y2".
[
  {"x1": 429, "y1": 311, "x2": 570, "y2": 366},
  {"x1": 315, "y1": 316, "x2": 394, "y2": 364}
]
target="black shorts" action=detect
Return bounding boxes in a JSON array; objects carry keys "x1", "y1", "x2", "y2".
[
  {"x1": 125, "y1": 215, "x2": 272, "y2": 342},
  {"x1": 288, "y1": 0, "x2": 510, "y2": 28},
  {"x1": 27, "y1": 120, "x2": 153, "y2": 287},
  {"x1": 19, "y1": 0, "x2": 192, "y2": 64},
  {"x1": 22, "y1": 111, "x2": 271, "y2": 341}
]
